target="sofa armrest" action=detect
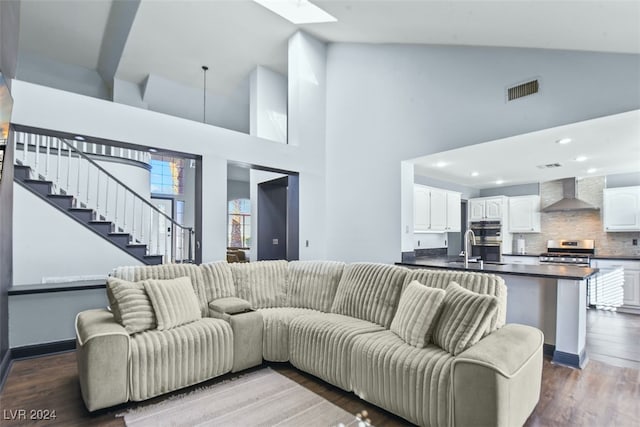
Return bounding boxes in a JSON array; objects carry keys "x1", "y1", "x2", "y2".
[
  {"x1": 75, "y1": 309, "x2": 130, "y2": 411},
  {"x1": 208, "y1": 297, "x2": 253, "y2": 320},
  {"x1": 452, "y1": 324, "x2": 543, "y2": 427}
]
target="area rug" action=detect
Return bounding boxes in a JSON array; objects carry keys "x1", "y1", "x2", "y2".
[{"x1": 119, "y1": 368, "x2": 356, "y2": 427}]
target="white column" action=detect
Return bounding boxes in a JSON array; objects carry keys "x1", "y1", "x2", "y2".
[{"x1": 554, "y1": 279, "x2": 588, "y2": 368}]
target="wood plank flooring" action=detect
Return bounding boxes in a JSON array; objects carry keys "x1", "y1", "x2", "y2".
[{"x1": 1, "y1": 309, "x2": 639, "y2": 426}]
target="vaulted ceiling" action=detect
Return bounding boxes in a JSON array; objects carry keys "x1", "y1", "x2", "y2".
[{"x1": 13, "y1": 0, "x2": 640, "y2": 96}]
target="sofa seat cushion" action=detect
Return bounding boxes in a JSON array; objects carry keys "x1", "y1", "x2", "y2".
[
  {"x1": 258, "y1": 307, "x2": 320, "y2": 362},
  {"x1": 129, "y1": 318, "x2": 233, "y2": 401},
  {"x1": 209, "y1": 297, "x2": 253, "y2": 315},
  {"x1": 289, "y1": 313, "x2": 384, "y2": 391},
  {"x1": 351, "y1": 330, "x2": 454, "y2": 427},
  {"x1": 287, "y1": 261, "x2": 345, "y2": 312},
  {"x1": 330, "y1": 263, "x2": 408, "y2": 328}
]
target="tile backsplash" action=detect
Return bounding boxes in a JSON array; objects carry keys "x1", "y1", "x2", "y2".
[{"x1": 516, "y1": 177, "x2": 640, "y2": 257}]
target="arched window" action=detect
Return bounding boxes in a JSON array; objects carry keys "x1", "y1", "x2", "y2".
[{"x1": 228, "y1": 199, "x2": 251, "y2": 248}]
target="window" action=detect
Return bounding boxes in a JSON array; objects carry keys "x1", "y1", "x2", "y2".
[
  {"x1": 228, "y1": 199, "x2": 251, "y2": 248},
  {"x1": 150, "y1": 155, "x2": 184, "y2": 195}
]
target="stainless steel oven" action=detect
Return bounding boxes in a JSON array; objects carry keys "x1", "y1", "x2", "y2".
[{"x1": 470, "y1": 221, "x2": 502, "y2": 262}]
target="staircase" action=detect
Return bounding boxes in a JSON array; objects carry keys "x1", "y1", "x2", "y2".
[
  {"x1": 14, "y1": 163, "x2": 162, "y2": 265},
  {"x1": 12, "y1": 130, "x2": 194, "y2": 265}
]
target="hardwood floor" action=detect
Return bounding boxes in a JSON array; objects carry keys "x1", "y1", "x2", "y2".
[{"x1": 1, "y1": 310, "x2": 638, "y2": 426}]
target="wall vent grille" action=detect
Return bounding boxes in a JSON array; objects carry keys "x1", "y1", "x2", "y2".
[
  {"x1": 507, "y1": 79, "x2": 539, "y2": 101},
  {"x1": 537, "y1": 163, "x2": 563, "y2": 169}
]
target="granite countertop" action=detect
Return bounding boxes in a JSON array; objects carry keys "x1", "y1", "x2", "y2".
[
  {"x1": 502, "y1": 252, "x2": 640, "y2": 261},
  {"x1": 398, "y1": 257, "x2": 598, "y2": 280}
]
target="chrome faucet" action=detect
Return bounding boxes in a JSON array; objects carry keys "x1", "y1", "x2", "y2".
[{"x1": 464, "y1": 229, "x2": 477, "y2": 268}]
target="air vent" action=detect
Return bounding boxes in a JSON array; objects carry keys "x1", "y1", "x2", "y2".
[
  {"x1": 537, "y1": 163, "x2": 563, "y2": 169},
  {"x1": 507, "y1": 79, "x2": 539, "y2": 101}
]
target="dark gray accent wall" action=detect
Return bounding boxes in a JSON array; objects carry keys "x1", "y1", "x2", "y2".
[
  {"x1": 0, "y1": 132, "x2": 15, "y2": 386},
  {"x1": 286, "y1": 174, "x2": 299, "y2": 261},
  {"x1": 257, "y1": 177, "x2": 288, "y2": 260},
  {"x1": 479, "y1": 183, "x2": 540, "y2": 197},
  {"x1": 606, "y1": 172, "x2": 640, "y2": 188}
]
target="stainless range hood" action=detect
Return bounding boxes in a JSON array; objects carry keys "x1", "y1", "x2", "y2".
[{"x1": 542, "y1": 178, "x2": 600, "y2": 212}]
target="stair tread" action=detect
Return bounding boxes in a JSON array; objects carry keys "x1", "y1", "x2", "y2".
[
  {"x1": 89, "y1": 220, "x2": 111, "y2": 224},
  {"x1": 24, "y1": 178, "x2": 53, "y2": 184},
  {"x1": 127, "y1": 243, "x2": 146, "y2": 248},
  {"x1": 109, "y1": 232, "x2": 130, "y2": 236},
  {"x1": 69, "y1": 207, "x2": 93, "y2": 212},
  {"x1": 47, "y1": 194, "x2": 73, "y2": 199}
]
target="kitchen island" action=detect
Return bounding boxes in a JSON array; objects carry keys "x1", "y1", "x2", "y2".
[{"x1": 397, "y1": 257, "x2": 599, "y2": 368}]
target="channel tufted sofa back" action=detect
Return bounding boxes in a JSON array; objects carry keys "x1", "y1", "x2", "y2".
[
  {"x1": 199, "y1": 261, "x2": 236, "y2": 301},
  {"x1": 287, "y1": 260, "x2": 346, "y2": 312},
  {"x1": 230, "y1": 260, "x2": 289, "y2": 308},
  {"x1": 330, "y1": 263, "x2": 408, "y2": 328}
]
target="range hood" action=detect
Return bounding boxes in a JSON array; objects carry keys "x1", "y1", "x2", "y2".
[{"x1": 542, "y1": 178, "x2": 600, "y2": 212}]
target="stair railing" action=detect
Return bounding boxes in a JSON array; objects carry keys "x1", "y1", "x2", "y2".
[{"x1": 13, "y1": 131, "x2": 193, "y2": 263}]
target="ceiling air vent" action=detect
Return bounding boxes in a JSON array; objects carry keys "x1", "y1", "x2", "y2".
[
  {"x1": 537, "y1": 163, "x2": 563, "y2": 169},
  {"x1": 507, "y1": 79, "x2": 539, "y2": 101}
]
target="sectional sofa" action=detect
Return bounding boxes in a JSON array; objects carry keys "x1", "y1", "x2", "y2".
[{"x1": 75, "y1": 260, "x2": 543, "y2": 426}]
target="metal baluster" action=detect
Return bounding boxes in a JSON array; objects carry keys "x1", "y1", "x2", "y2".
[
  {"x1": 148, "y1": 206, "x2": 153, "y2": 255},
  {"x1": 165, "y1": 221, "x2": 169, "y2": 263},
  {"x1": 181, "y1": 228, "x2": 185, "y2": 263},
  {"x1": 105, "y1": 176, "x2": 110, "y2": 218},
  {"x1": 95, "y1": 171, "x2": 100, "y2": 216},
  {"x1": 131, "y1": 197, "x2": 136, "y2": 240},
  {"x1": 140, "y1": 200, "x2": 145, "y2": 242},
  {"x1": 45, "y1": 136, "x2": 50, "y2": 178},
  {"x1": 86, "y1": 162, "x2": 91, "y2": 206},
  {"x1": 34, "y1": 134, "x2": 40, "y2": 177},
  {"x1": 76, "y1": 142, "x2": 82, "y2": 199},
  {"x1": 123, "y1": 190, "x2": 127, "y2": 230},
  {"x1": 56, "y1": 139, "x2": 61, "y2": 191},
  {"x1": 66, "y1": 141, "x2": 71, "y2": 193},
  {"x1": 156, "y1": 211, "x2": 160, "y2": 255},
  {"x1": 114, "y1": 184, "x2": 119, "y2": 227}
]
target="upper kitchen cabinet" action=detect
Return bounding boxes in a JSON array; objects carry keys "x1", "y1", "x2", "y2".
[
  {"x1": 603, "y1": 186, "x2": 640, "y2": 232},
  {"x1": 414, "y1": 184, "x2": 461, "y2": 232},
  {"x1": 469, "y1": 196, "x2": 505, "y2": 221},
  {"x1": 509, "y1": 195, "x2": 541, "y2": 233}
]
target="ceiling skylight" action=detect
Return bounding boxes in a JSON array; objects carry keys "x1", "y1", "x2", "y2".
[{"x1": 253, "y1": 0, "x2": 337, "y2": 24}]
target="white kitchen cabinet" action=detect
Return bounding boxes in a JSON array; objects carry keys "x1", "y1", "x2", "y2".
[
  {"x1": 591, "y1": 259, "x2": 640, "y2": 313},
  {"x1": 446, "y1": 191, "x2": 461, "y2": 232},
  {"x1": 603, "y1": 186, "x2": 640, "y2": 232},
  {"x1": 509, "y1": 195, "x2": 541, "y2": 233},
  {"x1": 503, "y1": 255, "x2": 540, "y2": 265},
  {"x1": 414, "y1": 184, "x2": 461, "y2": 232},
  {"x1": 468, "y1": 197, "x2": 505, "y2": 221}
]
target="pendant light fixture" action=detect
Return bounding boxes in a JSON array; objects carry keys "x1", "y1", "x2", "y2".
[{"x1": 202, "y1": 65, "x2": 209, "y2": 123}]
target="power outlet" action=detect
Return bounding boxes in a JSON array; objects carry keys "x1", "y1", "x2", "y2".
[{"x1": 633, "y1": 239, "x2": 638, "y2": 246}]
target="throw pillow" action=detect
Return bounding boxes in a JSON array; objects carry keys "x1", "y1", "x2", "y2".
[
  {"x1": 432, "y1": 281, "x2": 499, "y2": 356},
  {"x1": 144, "y1": 276, "x2": 202, "y2": 330},
  {"x1": 390, "y1": 280, "x2": 446, "y2": 348},
  {"x1": 106, "y1": 277, "x2": 156, "y2": 335}
]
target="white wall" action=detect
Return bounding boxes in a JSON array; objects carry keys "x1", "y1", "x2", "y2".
[
  {"x1": 10, "y1": 79, "x2": 326, "y2": 263},
  {"x1": 325, "y1": 44, "x2": 640, "y2": 263},
  {"x1": 250, "y1": 66, "x2": 287, "y2": 143},
  {"x1": 13, "y1": 184, "x2": 142, "y2": 285}
]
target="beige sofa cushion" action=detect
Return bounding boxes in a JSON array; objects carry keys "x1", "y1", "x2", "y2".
[
  {"x1": 144, "y1": 277, "x2": 201, "y2": 330},
  {"x1": 200, "y1": 261, "x2": 236, "y2": 302},
  {"x1": 230, "y1": 260, "x2": 288, "y2": 309},
  {"x1": 403, "y1": 269, "x2": 507, "y2": 333},
  {"x1": 106, "y1": 277, "x2": 156, "y2": 335},
  {"x1": 330, "y1": 263, "x2": 407, "y2": 328},
  {"x1": 111, "y1": 264, "x2": 208, "y2": 316},
  {"x1": 259, "y1": 307, "x2": 320, "y2": 362},
  {"x1": 287, "y1": 261, "x2": 345, "y2": 312},
  {"x1": 209, "y1": 297, "x2": 252, "y2": 315},
  {"x1": 433, "y1": 282, "x2": 499, "y2": 356},
  {"x1": 390, "y1": 280, "x2": 445, "y2": 348}
]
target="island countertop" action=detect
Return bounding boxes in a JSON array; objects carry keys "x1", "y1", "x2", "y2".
[{"x1": 397, "y1": 257, "x2": 598, "y2": 280}]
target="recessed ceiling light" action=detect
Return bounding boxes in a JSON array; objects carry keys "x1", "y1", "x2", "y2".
[
  {"x1": 587, "y1": 168, "x2": 597, "y2": 174},
  {"x1": 253, "y1": 0, "x2": 337, "y2": 24},
  {"x1": 471, "y1": 171, "x2": 479, "y2": 177},
  {"x1": 434, "y1": 161, "x2": 448, "y2": 168},
  {"x1": 74, "y1": 135, "x2": 85, "y2": 141},
  {"x1": 496, "y1": 179, "x2": 505, "y2": 185},
  {"x1": 575, "y1": 155, "x2": 587, "y2": 162},
  {"x1": 556, "y1": 138, "x2": 572, "y2": 145}
]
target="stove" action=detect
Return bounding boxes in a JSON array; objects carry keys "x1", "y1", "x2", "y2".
[{"x1": 539, "y1": 240, "x2": 595, "y2": 266}]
